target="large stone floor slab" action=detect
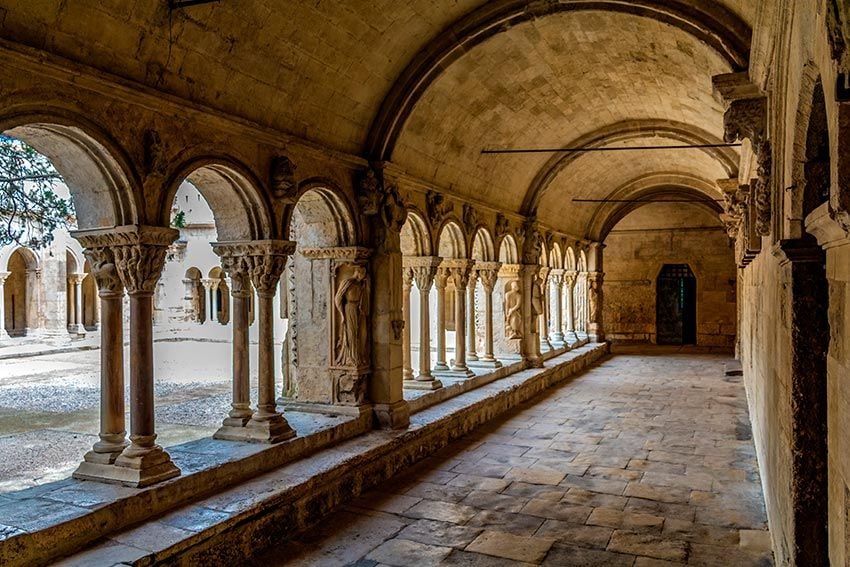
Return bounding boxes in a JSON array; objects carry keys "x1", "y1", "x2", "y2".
[{"x1": 258, "y1": 352, "x2": 774, "y2": 566}]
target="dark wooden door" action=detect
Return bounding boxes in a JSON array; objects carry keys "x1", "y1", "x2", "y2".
[{"x1": 656, "y1": 264, "x2": 697, "y2": 345}]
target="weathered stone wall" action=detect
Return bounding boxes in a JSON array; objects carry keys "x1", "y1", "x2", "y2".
[{"x1": 602, "y1": 203, "x2": 737, "y2": 347}]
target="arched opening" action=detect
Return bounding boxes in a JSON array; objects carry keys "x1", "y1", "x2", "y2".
[
  {"x1": 184, "y1": 267, "x2": 204, "y2": 323},
  {"x1": 283, "y1": 186, "x2": 359, "y2": 408},
  {"x1": 4, "y1": 248, "x2": 37, "y2": 337},
  {"x1": 656, "y1": 264, "x2": 697, "y2": 345},
  {"x1": 471, "y1": 228, "x2": 494, "y2": 262},
  {"x1": 437, "y1": 222, "x2": 466, "y2": 333},
  {"x1": 400, "y1": 211, "x2": 432, "y2": 257},
  {"x1": 498, "y1": 235, "x2": 518, "y2": 264},
  {"x1": 208, "y1": 266, "x2": 229, "y2": 325}
]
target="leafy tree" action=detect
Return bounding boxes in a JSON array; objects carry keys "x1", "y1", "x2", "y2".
[
  {"x1": 0, "y1": 135, "x2": 74, "y2": 248},
  {"x1": 171, "y1": 210, "x2": 187, "y2": 229}
]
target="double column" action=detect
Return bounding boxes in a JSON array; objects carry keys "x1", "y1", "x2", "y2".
[
  {"x1": 549, "y1": 269, "x2": 566, "y2": 347},
  {"x1": 403, "y1": 256, "x2": 443, "y2": 390},
  {"x1": 72, "y1": 225, "x2": 180, "y2": 488},
  {"x1": 212, "y1": 241, "x2": 296, "y2": 443},
  {"x1": 67, "y1": 272, "x2": 88, "y2": 336},
  {"x1": 537, "y1": 267, "x2": 552, "y2": 351},
  {"x1": 469, "y1": 263, "x2": 502, "y2": 368},
  {"x1": 436, "y1": 259, "x2": 474, "y2": 378},
  {"x1": 563, "y1": 270, "x2": 579, "y2": 344}
]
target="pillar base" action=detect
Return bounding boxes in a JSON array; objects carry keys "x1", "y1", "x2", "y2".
[
  {"x1": 435, "y1": 367, "x2": 476, "y2": 379},
  {"x1": 79, "y1": 446, "x2": 181, "y2": 488},
  {"x1": 467, "y1": 354, "x2": 479, "y2": 362},
  {"x1": 468, "y1": 358, "x2": 503, "y2": 369},
  {"x1": 433, "y1": 362, "x2": 450, "y2": 372},
  {"x1": 229, "y1": 415, "x2": 297, "y2": 444},
  {"x1": 279, "y1": 400, "x2": 372, "y2": 418},
  {"x1": 373, "y1": 400, "x2": 410, "y2": 429},
  {"x1": 403, "y1": 378, "x2": 444, "y2": 390}
]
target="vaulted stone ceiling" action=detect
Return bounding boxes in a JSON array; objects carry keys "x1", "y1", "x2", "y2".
[{"x1": 0, "y1": 0, "x2": 753, "y2": 238}]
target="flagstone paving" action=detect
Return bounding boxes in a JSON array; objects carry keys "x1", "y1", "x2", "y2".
[{"x1": 263, "y1": 353, "x2": 774, "y2": 566}]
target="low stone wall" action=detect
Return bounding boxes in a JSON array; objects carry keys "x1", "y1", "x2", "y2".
[{"x1": 52, "y1": 343, "x2": 608, "y2": 566}]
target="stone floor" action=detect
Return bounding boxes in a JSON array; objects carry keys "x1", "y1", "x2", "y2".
[{"x1": 263, "y1": 353, "x2": 773, "y2": 566}]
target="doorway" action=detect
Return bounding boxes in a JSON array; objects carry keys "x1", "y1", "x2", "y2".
[{"x1": 656, "y1": 264, "x2": 696, "y2": 345}]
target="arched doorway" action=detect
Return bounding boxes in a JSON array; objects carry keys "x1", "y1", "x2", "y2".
[
  {"x1": 656, "y1": 264, "x2": 697, "y2": 345},
  {"x1": 4, "y1": 249, "x2": 36, "y2": 336}
]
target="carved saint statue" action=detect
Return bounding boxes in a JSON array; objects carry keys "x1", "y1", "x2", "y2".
[
  {"x1": 589, "y1": 278, "x2": 601, "y2": 322},
  {"x1": 334, "y1": 265, "x2": 369, "y2": 366},
  {"x1": 504, "y1": 280, "x2": 522, "y2": 339}
]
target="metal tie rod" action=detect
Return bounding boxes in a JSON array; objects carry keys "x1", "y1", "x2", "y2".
[{"x1": 481, "y1": 143, "x2": 741, "y2": 154}]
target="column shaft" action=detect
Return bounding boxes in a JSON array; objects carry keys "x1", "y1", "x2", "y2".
[
  {"x1": 127, "y1": 291, "x2": 156, "y2": 451},
  {"x1": 97, "y1": 292, "x2": 126, "y2": 454},
  {"x1": 255, "y1": 291, "x2": 276, "y2": 418},
  {"x1": 230, "y1": 288, "x2": 252, "y2": 422},
  {"x1": 74, "y1": 279, "x2": 84, "y2": 328},
  {"x1": 452, "y1": 282, "x2": 468, "y2": 372},
  {"x1": 402, "y1": 271, "x2": 413, "y2": 380},
  {"x1": 467, "y1": 278, "x2": 478, "y2": 361},
  {"x1": 418, "y1": 288, "x2": 433, "y2": 379},
  {"x1": 434, "y1": 274, "x2": 448, "y2": 371}
]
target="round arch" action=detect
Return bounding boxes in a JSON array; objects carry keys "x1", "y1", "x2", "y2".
[
  {"x1": 365, "y1": 0, "x2": 751, "y2": 160},
  {"x1": 498, "y1": 233, "x2": 519, "y2": 264},
  {"x1": 584, "y1": 173, "x2": 722, "y2": 241},
  {"x1": 549, "y1": 241, "x2": 564, "y2": 270},
  {"x1": 565, "y1": 246, "x2": 577, "y2": 270},
  {"x1": 401, "y1": 209, "x2": 433, "y2": 256},
  {"x1": 0, "y1": 244, "x2": 39, "y2": 272},
  {"x1": 471, "y1": 227, "x2": 495, "y2": 262},
  {"x1": 163, "y1": 156, "x2": 273, "y2": 242},
  {"x1": 1, "y1": 109, "x2": 139, "y2": 229},
  {"x1": 287, "y1": 183, "x2": 356, "y2": 247},
  {"x1": 437, "y1": 220, "x2": 467, "y2": 259},
  {"x1": 521, "y1": 119, "x2": 740, "y2": 215}
]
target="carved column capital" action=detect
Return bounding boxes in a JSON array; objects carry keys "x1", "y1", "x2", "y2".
[
  {"x1": 549, "y1": 268, "x2": 565, "y2": 286},
  {"x1": 0, "y1": 271, "x2": 10, "y2": 285},
  {"x1": 435, "y1": 267, "x2": 450, "y2": 289},
  {"x1": 213, "y1": 240, "x2": 294, "y2": 296},
  {"x1": 402, "y1": 266, "x2": 414, "y2": 290},
  {"x1": 67, "y1": 272, "x2": 88, "y2": 286},
  {"x1": 564, "y1": 270, "x2": 577, "y2": 289},
  {"x1": 73, "y1": 225, "x2": 178, "y2": 296}
]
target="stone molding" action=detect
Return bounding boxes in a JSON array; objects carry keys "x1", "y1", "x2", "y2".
[
  {"x1": 402, "y1": 255, "x2": 442, "y2": 269},
  {"x1": 804, "y1": 202, "x2": 850, "y2": 251},
  {"x1": 299, "y1": 246, "x2": 371, "y2": 261}
]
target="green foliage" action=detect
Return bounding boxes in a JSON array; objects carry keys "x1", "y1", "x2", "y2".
[
  {"x1": 0, "y1": 135, "x2": 74, "y2": 248},
  {"x1": 172, "y1": 209, "x2": 187, "y2": 229}
]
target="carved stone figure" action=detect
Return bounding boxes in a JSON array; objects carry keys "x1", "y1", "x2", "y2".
[
  {"x1": 494, "y1": 213, "x2": 509, "y2": 241},
  {"x1": 462, "y1": 203, "x2": 479, "y2": 234},
  {"x1": 754, "y1": 142, "x2": 772, "y2": 236},
  {"x1": 270, "y1": 155, "x2": 297, "y2": 199},
  {"x1": 504, "y1": 280, "x2": 522, "y2": 339},
  {"x1": 334, "y1": 265, "x2": 369, "y2": 367},
  {"x1": 426, "y1": 190, "x2": 453, "y2": 227},
  {"x1": 589, "y1": 276, "x2": 602, "y2": 322}
]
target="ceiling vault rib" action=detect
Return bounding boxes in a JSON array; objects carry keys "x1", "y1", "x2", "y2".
[{"x1": 482, "y1": 143, "x2": 742, "y2": 154}]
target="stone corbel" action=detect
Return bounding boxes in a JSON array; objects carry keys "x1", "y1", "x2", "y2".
[
  {"x1": 270, "y1": 155, "x2": 297, "y2": 202},
  {"x1": 713, "y1": 72, "x2": 772, "y2": 237}
]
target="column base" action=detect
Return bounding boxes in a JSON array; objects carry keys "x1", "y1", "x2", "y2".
[
  {"x1": 404, "y1": 377, "x2": 444, "y2": 390},
  {"x1": 435, "y1": 367, "x2": 476, "y2": 379},
  {"x1": 230, "y1": 415, "x2": 297, "y2": 444},
  {"x1": 467, "y1": 354, "x2": 479, "y2": 362},
  {"x1": 83, "y1": 446, "x2": 182, "y2": 488},
  {"x1": 373, "y1": 400, "x2": 410, "y2": 429},
  {"x1": 433, "y1": 362, "x2": 450, "y2": 372},
  {"x1": 279, "y1": 399, "x2": 372, "y2": 418},
  {"x1": 468, "y1": 358, "x2": 503, "y2": 369}
]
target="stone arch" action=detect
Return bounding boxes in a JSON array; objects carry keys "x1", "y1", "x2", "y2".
[
  {"x1": 3, "y1": 247, "x2": 39, "y2": 336},
  {"x1": 789, "y1": 65, "x2": 832, "y2": 239},
  {"x1": 163, "y1": 156, "x2": 273, "y2": 242},
  {"x1": 498, "y1": 234, "x2": 519, "y2": 264},
  {"x1": 521, "y1": 120, "x2": 740, "y2": 215},
  {"x1": 578, "y1": 249, "x2": 588, "y2": 272},
  {"x1": 207, "y1": 266, "x2": 229, "y2": 325},
  {"x1": 585, "y1": 174, "x2": 723, "y2": 241},
  {"x1": 0, "y1": 244, "x2": 39, "y2": 272},
  {"x1": 0, "y1": 109, "x2": 139, "y2": 229},
  {"x1": 365, "y1": 0, "x2": 751, "y2": 160},
  {"x1": 471, "y1": 227, "x2": 495, "y2": 262},
  {"x1": 565, "y1": 246, "x2": 577, "y2": 271},
  {"x1": 287, "y1": 182, "x2": 356, "y2": 247},
  {"x1": 401, "y1": 209, "x2": 433, "y2": 256},
  {"x1": 538, "y1": 238, "x2": 549, "y2": 266},
  {"x1": 549, "y1": 242, "x2": 564, "y2": 270},
  {"x1": 184, "y1": 267, "x2": 205, "y2": 323},
  {"x1": 437, "y1": 220, "x2": 467, "y2": 259}
]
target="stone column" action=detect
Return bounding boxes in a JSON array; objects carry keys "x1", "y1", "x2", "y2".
[
  {"x1": 406, "y1": 258, "x2": 443, "y2": 390},
  {"x1": 587, "y1": 271, "x2": 605, "y2": 342},
  {"x1": 0, "y1": 272, "x2": 10, "y2": 342},
  {"x1": 466, "y1": 269, "x2": 479, "y2": 362},
  {"x1": 210, "y1": 279, "x2": 220, "y2": 323},
  {"x1": 72, "y1": 242, "x2": 127, "y2": 481},
  {"x1": 201, "y1": 278, "x2": 214, "y2": 324},
  {"x1": 448, "y1": 261, "x2": 474, "y2": 377},
  {"x1": 402, "y1": 266, "x2": 414, "y2": 381},
  {"x1": 242, "y1": 241, "x2": 297, "y2": 443},
  {"x1": 471, "y1": 264, "x2": 502, "y2": 368},
  {"x1": 433, "y1": 267, "x2": 450, "y2": 372},
  {"x1": 564, "y1": 270, "x2": 578, "y2": 344},
  {"x1": 538, "y1": 267, "x2": 552, "y2": 351},
  {"x1": 70, "y1": 273, "x2": 87, "y2": 336},
  {"x1": 211, "y1": 243, "x2": 254, "y2": 440},
  {"x1": 550, "y1": 269, "x2": 565, "y2": 347}
]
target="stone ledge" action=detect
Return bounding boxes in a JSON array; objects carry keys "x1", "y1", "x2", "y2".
[{"x1": 53, "y1": 343, "x2": 608, "y2": 566}]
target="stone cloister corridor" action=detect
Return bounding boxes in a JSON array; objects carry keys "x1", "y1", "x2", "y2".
[
  {"x1": 261, "y1": 353, "x2": 772, "y2": 567},
  {"x1": 0, "y1": 0, "x2": 849, "y2": 565}
]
